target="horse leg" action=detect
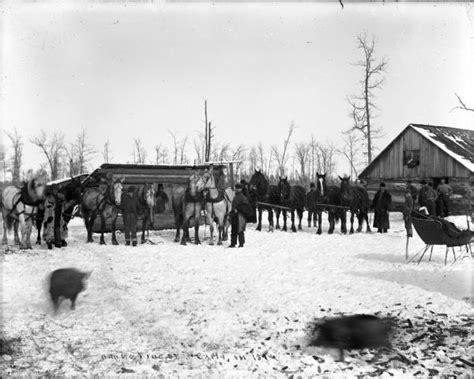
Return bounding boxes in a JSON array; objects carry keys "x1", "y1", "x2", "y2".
[
  {"x1": 316, "y1": 211, "x2": 322, "y2": 235},
  {"x1": 298, "y1": 209, "x2": 303, "y2": 230},
  {"x1": 268, "y1": 209, "x2": 274, "y2": 232},
  {"x1": 141, "y1": 215, "x2": 147, "y2": 244},
  {"x1": 282, "y1": 210, "x2": 288, "y2": 232},
  {"x1": 275, "y1": 209, "x2": 281, "y2": 230},
  {"x1": 328, "y1": 212, "x2": 334, "y2": 234},
  {"x1": 174, "y1": 214, "x2": 182, "y2": 243},
  {"x1": 256, "y1": 207, "x2": 262, "y2": 231},
  {"x1": 356, "y1": 213, "x2": 363, "y2": 233},
  {"x1": 308, "y1": 211, "x2": 312, "y2": 228},
  {"x1": 364, "y1": 213, "x2": 372, "y2": 233},
  {"x1": 194, "y1": 211, "x2": 200, "y2": 245},
  {"x1": 217, "y1": 217, "x2": 224, "y2": 246},
  {"x1": 99, "y1": 214, "x2": 106, "y2": 245},
  {"x1": 2, "y1": 214, "x2": 7, "y2": 245},
  {"x1": 14, "y1": 220, "x2": 21, "y2": 245},
  {"x1": 25, "y1": 219, "x2": 33, "y2": 249},
  {"x1": 341, "y1": 211, "x2": 347, "y2": 234},
  {"x1": 36, "y1": 212, "x2": 43, "y2": 245},
  {"x1": 180, "y1": 215, "x2": 188, "y2": 246},
  {"x1": 350, "y1": 212, "x2": 355, "y2": 234},
  {"x1": 290, "y1": 210, "x2": 296, "y2": 232},
  {"x1": 208, "y1": 213, "x2": 214, "y2": 245},
  {"x1": 111, "y1": 212, "x2": 119, "y2": 245},
  {"x1": 223, "y1": 214, "x2": 230, "y2": 241},
  {"x1": 18, "y1": 215, "x2": 28, "y2": 249}
]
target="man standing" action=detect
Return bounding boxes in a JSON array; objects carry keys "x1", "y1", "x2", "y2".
[
  {"x1": 121, "y1": 186, "x2": 139, "y2": 246},
  {"x1": 371, "y1": 182, "x2": 392, "y2": 233},
  {"x1": 229, "y1": 183, "x2": 251, "y2": 248},
  {"x1": 425, "y1": 182, "x2": 438, "y2": 216},
  {"x1": 403, "y1": 189, "x2": 414, "y2": 237},
  {"x1": 437, "y1": 178, "x2": 453, "y2": 217}
]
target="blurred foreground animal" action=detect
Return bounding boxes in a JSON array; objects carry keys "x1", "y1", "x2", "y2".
[
  {"x1": 49, "y1": 268, "x2": 92, "y2": 313},
  {"x1": 309, "y1": 314, "x2": 392, "y2": 361}
]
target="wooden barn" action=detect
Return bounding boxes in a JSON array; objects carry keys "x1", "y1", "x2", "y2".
[
  {"x1": 358, "y1": 124, "x2": 474, "y2": 214},
  {"x1": 83, "y1": 163, "x2": 231, "y2": 232}
]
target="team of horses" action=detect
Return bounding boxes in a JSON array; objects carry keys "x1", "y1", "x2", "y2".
[
  {"x1": 1, "y1": 170, "x2": 371, "y2": 249},
  {"x1": 1, "y1": 176, "x2": 158, "y2": 249}
]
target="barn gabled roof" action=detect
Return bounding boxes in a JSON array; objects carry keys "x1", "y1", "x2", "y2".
[{"x1": 359, "y1": 124, "x2": 474, "y2": 178}]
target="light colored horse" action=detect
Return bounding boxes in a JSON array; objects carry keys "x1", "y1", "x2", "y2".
[
  {"x1": 1, "y1": 178, "x2": 46, "y2": 249},
  {"x1": 202, "y1": 173, "x2": 234, "y2": 245},
  {"x1": 81, "y1": 178, "x2": 124, "y2": 244},
  {"x1": 136, "y1": 183, "x2": 156, "y2": 244},
  {"x1": 171, "y1": 174, "x2": 206, "y2": 245}
]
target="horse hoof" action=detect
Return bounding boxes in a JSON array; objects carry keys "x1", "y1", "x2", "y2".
[
  {"x1": 209, "y1": 241, "x2": 214, "y2": 246},
  {"x1": 36, "y1": 240, "x2": 41, "y2": 245},
  {"x1": 317, "y1": 230, "x2": 322, "y2": 235},
  {"x1": 292, "y1": 228, "x2": 297, "y2": 233},
  {"x1": 217, "y1": 241, "x2": 222, "y2": 246},
  {"x1": 194, "y1": 240, "x2": 201, "y2": 245},
  {"x1": 87, "y1": 239, "x2": 94, "y2": 243},
  {"x1": 276, "y1": 225, "x2": 280, "y2": 230},
  {"x1": 256, "y1": 226, "x2": 262, "y2": 232},
  {"x1": 174, "y1": 237, "x2": 180, "y2": 243},
  {"x1": 350, "y1": 230, "x2": 354, "y2": 235},
  {"x1": 112, "y1": 240, "x2": 119, "y2": 246},
  {"x1": 100, "y1": 241, "x2": 106, "y2": 245},
  {"x1": 181, "y1": 241, "x2": 187, "y2": 246},
  {"x1": 298, "y1": 226, "x2": 303, "y2": 231}
]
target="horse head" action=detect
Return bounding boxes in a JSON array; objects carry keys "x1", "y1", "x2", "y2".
[
  {"x1": 112, "y1": 178, "x2": 124, "y2": 206},
  {"x1": 338, "y1": 175, "x2": 352, "y2": 201},
  {"x1": 316, "y1": 172, "x2": 327, "y2": 197},
  {"x1": 249, "y1": 170, "x2": 269, "y2": 198},
  {"x1": 278, "y1": 176, "x2": 291, "y2": 201},
  {"x1": 28, "y1": 177, "x2": 47, "y2": 201}
]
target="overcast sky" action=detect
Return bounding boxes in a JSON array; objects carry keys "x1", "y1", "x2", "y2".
[{"x1": 1, "y1": 1, "x2": 473, "y2": 175}]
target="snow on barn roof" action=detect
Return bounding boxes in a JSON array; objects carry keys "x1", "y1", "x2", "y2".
[{"x1": 410, "y1": 124, "x2": 474, "y2": 172}]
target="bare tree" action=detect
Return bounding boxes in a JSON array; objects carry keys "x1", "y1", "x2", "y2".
[
  {"x1": 248, "y1": 145, "x2": 258, "y2": 174},
  {"x1": 5, "y1": 128, "x2": 23, "y2": 183},
  {"x1": 347, "y1": 33, "x2": 388, "y2": 164},
  {"x1": 338, "y1": 131, "x2": 361, "y2": 180},
  {"x1": 154, "y1": 143, "x2": 168, "y2": 164},
  {"x1": 271, "y1": 122, "x2": 296, "y2": 177},
  {"x1": 66, "y1": 128, "x2": 96, "y2": 175},
  {"x1": 193, "y1": 132, "x2": 205, "y2": 164},
  {"x1": 294, "y1": 142, "x2": 310, "y2": 180},
  {"x1": 452, "y1": 93, "x2": 474, "y2": 112},
  {"x1": 132, "y1": 138, "x2": 147, "y2": 164},
  {"x1": 31, "y1": 130, "x2": 66, "y2": 180},
  {"x1": 178, "y1": 135, "x2": 189, "y2": 164},
  {"x1": 318, "y1": 142, "x2": 337, "y2": 178},
  {"x1": 102, "y1": 140, "x2": 112, "y2": 163},
  {"x1": 203, "y1": 100, "x2": 215, "y2": 162}
]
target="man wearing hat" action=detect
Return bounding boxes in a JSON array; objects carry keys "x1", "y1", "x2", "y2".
[
  {"x1": 121, "y1": 186, "x2": 139, "y2": 246},
  {"x1": 229, "y1": 183, "x2": 252, "y2": 248},
  {"x1": 371, "y1": 182, "x2": 392, "y2": 233}
]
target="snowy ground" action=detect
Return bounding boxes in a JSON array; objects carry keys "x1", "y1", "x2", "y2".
[{"x1": 1, "y1": 212, "x2": 472, "y2": 377}]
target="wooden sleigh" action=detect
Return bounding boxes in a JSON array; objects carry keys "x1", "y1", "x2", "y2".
[{"x1": 407, "y1": 211, "x2": 473, "y2": 265}]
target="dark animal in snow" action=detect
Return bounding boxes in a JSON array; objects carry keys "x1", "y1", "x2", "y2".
[
  {"x1": 310, "y1": 314, "x2": 392, "y2": 361},
  {"x1": 49, "y1": 268, "x2": 92, "y2": 312}
]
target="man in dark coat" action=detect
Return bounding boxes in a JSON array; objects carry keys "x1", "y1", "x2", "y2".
[
  {"x1": 436, "y1": 178, "x2": 453, "y2": 217},
  {"x1": 371, "y1": 182, "x2": 392, "y2": 233},
  {"x1": 121, "y1": 186, "x2": 140, "y2": 246},
  {"x1": 229, "y1": 183, "x2": 252, "y2": 248},
  {"x1": 403, "y1": 189, "x2": 414, "y2": 237},
  {"x1": 155, "y1": 183, "x2": 169, "y2": 213},
  {"x1": 406, "y1": 180, "x2": 418, "y2": 203}
]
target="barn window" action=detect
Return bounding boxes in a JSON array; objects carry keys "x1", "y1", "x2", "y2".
[{"x1": 403, "y1": 149, "x2": 420, "y2": 168}]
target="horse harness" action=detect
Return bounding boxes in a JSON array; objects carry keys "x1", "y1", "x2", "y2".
[{"x1": 6, "y1": 185, "x2": 42, "y2": 222}]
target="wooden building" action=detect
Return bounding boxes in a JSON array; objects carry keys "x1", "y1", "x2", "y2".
[
  {"x1": 84, "y1": 163, "x2": 230, "y2": 232},
  {"x1": 358, "y1": 124, "x2": 474, "y2": 214}
]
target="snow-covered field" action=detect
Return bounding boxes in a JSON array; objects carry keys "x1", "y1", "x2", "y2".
[{"x1": 1, "y1": 212, "x2": 472, "y2": 377}]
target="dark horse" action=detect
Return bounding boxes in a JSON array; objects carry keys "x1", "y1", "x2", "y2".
[
  {"x1": 135, "y1": 183, "x2": 156, "y2": 244},
  {"x1": 277, "y1": 177, "x2": 306, "y2": 232},
  {"x1": 171, "y1": 175, "x2": 205, "y2": 245},
  {"x1": 36, "y1": 176, "x2": 85, "y2": 245},
  {"x1": 339, "y1": 176, "x2": 371, "y2": 234},
  {"x1": 307, "y1": 173, "x2": 347, "y2": 234},
  {"x1": 81, "y1": 177, "x2": 124, "y2": 244},
  {"x1": 248, "y1": 170, "x2": 280, "y2": 232}
]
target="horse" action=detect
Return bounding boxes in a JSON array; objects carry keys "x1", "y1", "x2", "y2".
[
  {"x1": 306, "y1": 186, "x2": 318, "y2": 228},
  {"x1": 339, "y1": 176, "x2": 371, "y2": 234},
  {"x1": 171, "y1": 174, "x2": 206, "y2": 245},
  {"x1": 81, "y1": 177, "x2": 124, "y2": 244},
  {"x1": 202, "y1": 173, "x2": 234, "y2": 245},
  {"x1": 135, "y1": 183, "x2": 156, "y2": 244},
  {"x1": 248, "y1": 170, "x2": 280, "y2": 232},
  {"x1": 35, "y1": 176, "x2": 85, "y2": 245},
  {"x1": 1, "y1": 178, "x2": 46, "y2": 249},
  {"x1": 309, "y1": 173, "x2": 347, "y2": 235},
  {"x1": 277, "y1": 177, "x2": 306, "y2": 232}
]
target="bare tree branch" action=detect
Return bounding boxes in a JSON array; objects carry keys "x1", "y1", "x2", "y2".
[{"x1": 452, "y1": 93, "x2": 474, "y2": 112}]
